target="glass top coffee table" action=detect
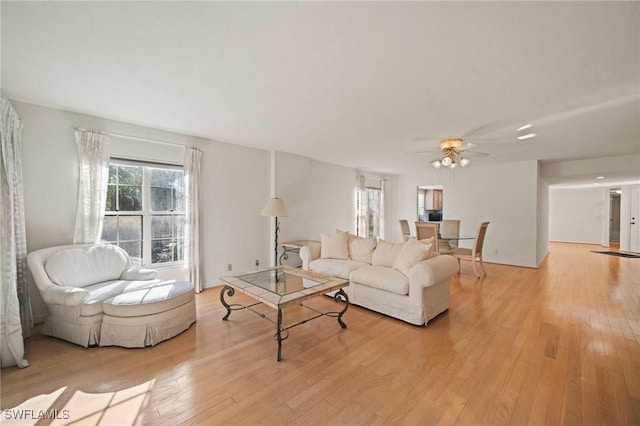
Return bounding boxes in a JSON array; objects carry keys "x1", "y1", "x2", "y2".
[{"x1": 219, "y1": 266, "x2": 349, "y2": 361}]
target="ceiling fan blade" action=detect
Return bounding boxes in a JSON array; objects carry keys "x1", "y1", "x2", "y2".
[
  {"x1": 462, "y1": 124, "x2": 494, "y2": 139},
  {"x1": 412, "y1": 149, "x2": 440, "y2": 154},
  {"x1": 463, "y1": 151, "x2": 489, "y2": 158}
]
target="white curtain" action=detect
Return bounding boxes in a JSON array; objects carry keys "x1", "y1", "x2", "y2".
[
  {"x1": 0, "y1": 98, "x2": 30, "y2": 368},
  {"x1": 379, "y1": 179, "x2": 386, "y2": 240},
  {"x1": 73, "y1": 129, "x2": 111, "y2": 244},
  {"x1": 185, "y1": 147, "x2": 202, "y2": 292},
  {"x1": 356, "y1": 173, "x2": 368, "y2": 237}
]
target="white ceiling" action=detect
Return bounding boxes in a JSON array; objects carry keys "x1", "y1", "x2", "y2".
[{"x1": 2, "y1": 1, "x2": 639, "y2": 184}]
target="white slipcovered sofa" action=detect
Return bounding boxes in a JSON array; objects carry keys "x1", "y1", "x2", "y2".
[
  {"x1": 27, "y1": 244, "x2": 196, "y2": 348},
  {"x1": 299, "y1": 231, "x2": 459, "y2": 326}
]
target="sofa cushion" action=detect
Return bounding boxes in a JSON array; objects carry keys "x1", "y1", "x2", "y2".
[
  {"x1": 371, "y1": 240, "x2": 404, "y2": 268},
  {"x1": 45, "y1": 244, "x2": 131, "y2": 288},
  {"x1": 348, "y1": 235, "x2": 377, "y2": 263},
  {"x1": 320, "y1": 231, "x2": 349, "y2": 260},
  {"x1": 120, "y1": 268, "x2": 158, "y2": 281},
  {"x1": 350, "y1": 265, "x2": 409, "y2": 295},
  {"x1": 309, "y1": 258, "x2": 369, "y2": 280},
  {"x1": 79, "y1": 279, "x2": 162, "y2": 316},
  {"x1": 103, "y1": 280, "x2": 194, "y2": 317},
  {"x1": 393, "y1": 239, "x2": 433, "y2": 277}
]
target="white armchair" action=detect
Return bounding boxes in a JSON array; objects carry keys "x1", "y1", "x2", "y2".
[{"x1": 27, "y1": 244, "x2": 160, "y2": 347}]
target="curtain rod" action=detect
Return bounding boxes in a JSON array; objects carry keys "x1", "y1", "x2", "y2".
[
  {"x1": 357, "y1": 172, "x2": 389, "y2": 181},
  {"x1": 72, "y1": 126, "x2": 204, "y2": 151}
]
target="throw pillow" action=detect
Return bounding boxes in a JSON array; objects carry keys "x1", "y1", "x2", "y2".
[
  {"x1": 419, "y1": 236, "x2": 435, "y2": 253},
  {"x1": 120, "y1": 268, "x2": 158, "y2": 281},
  {"x1": 349, "y1": 235, "x2": 377, "y2": 263},
  {"x1": 393, "y1": 239, "x2": 433, "y2": 277},
  {"x1": 371, "y1": 240, "x2": 405, "y2": 268},
  {"x1": 320, "y1": 231, "x2": 349, "y2": 260},
  {"x1": 45, "y1": 244, "x2": 130, "y2": 287}
]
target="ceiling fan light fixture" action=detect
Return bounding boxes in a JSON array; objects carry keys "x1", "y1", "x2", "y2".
[{"x1": 429, "y1": 138, "x2": 485, "y2": 172}]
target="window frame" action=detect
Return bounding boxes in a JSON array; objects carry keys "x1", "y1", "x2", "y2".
[
  {"x1": 355, "y1": 183, "x2": 385, "y2": 239},
  {"x1": 102, "y1": 159, "x2": 186, "y2": 268},
  {"x1": 365, "y1": 186, "x2": 383, "y2": 239}
]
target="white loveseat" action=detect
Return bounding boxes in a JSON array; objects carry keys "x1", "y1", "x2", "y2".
[
  {"x1": 27, "y1": 244, "x2": 196, "y2": 348},
  {"x1": 299, "y1": 231, "x2": 459, "y2": 326}
]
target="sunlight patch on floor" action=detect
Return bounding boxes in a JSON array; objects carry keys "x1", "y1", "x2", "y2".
[
  {"x1": 1, "y1": 380, "x2": 155, "y2": 426},
  {"x1": 1, "y1": 387, "x2": 67, "y2": 426}
]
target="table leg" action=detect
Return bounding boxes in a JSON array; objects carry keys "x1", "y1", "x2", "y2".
[
  {"x1": 278, "y1": 248, "x2": 288, "y2": 266},
  {"x1": 276, "y1": 308, "x2": 283, "y2": 361},
  {"x1": 334, "y1": 288, "x2": 349, "y2": 329},
  {"x1": 220, "y1": 285, "x2": 235, "y2": 320}
]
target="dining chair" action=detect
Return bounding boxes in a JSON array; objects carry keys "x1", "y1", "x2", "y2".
[
  {"x1": 450, "y1": 221, "x2": 490, "y2": 277},
  {"x1": 415, "y1": 222, "x2": 439, "y2": 252},
  {"x1": 438, "y1": 219, "x2": 461, "y2": 254},
  {"x1": 399, "y1": 219, "x2": 412, "y2": 242}
]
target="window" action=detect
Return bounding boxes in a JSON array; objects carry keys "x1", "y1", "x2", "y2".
[
  {"x1": 101, "y1": 162, "x2": 185, "y2": 266},
  {"x1": 355, "y1": 176, "x2": 385, "y2": 239},
  {"x1": 366, "y1": 187, "x2": 382, "y2": 238}
]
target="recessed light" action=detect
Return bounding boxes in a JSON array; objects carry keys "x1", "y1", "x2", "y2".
[
  {"x1": 596, "y1": 176, "x2": 605, "y2": 179},
  {"x1": 517, "y1": 124, "x2": 532, "y2": 131},
  {"x1": 516, "y1": 133, "x2": 536, "y2": 140}
]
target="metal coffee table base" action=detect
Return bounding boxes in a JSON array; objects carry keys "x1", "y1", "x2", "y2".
[{"x1": 220, "y1": 286, "x2": 349, "y2": 361}]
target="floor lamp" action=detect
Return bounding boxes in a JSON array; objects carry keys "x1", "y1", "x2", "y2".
[{"x1": 260, "y1": 197, "x2": 290, "y2": 266}]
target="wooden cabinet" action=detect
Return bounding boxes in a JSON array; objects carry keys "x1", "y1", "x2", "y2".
[{"x1": 424, "y1": 189, "x2": 443, "y2": 210}]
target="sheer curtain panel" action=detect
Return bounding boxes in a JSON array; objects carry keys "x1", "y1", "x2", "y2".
[
  {"x1": 356, "y1": 173, "x2": 368, "y2": 237},
  {"x1": 73, "y1": 129, "x2": 111, "y2": 244},
  {"x1": 379, "y1": 179, "x2": 386, "y2": 240},
  {"x1": 185, "y1": 147, "x2": 202, "y2": 292},
  {"x1": 0, "y1": 98, "x2": 30, "y2": 368}
]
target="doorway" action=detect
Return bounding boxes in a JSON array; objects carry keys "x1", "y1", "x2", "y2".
[
  {"x1": 417, "y1": 185, "x2": 444, "y2": 222},
  {"x1": 610, "y1": 190, "x2": 621, "y2": 243}
]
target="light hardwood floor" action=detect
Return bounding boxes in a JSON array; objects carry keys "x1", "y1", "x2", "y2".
[{"x1": 2, "y1": 242, "x2": 639, "y2": 425}]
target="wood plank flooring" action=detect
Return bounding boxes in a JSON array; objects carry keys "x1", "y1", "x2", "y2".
[{"x1": 2, "y1": 242, "x2": 639, "y2": 425}]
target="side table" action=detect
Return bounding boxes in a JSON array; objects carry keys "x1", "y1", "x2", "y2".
[{"x1": 279, "y1": 240, "x2": 319, "y2": 266}]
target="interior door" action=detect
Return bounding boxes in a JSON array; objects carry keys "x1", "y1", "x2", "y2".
[{"x1": 631, "y1": 186, "x2": 640, "y2": 253}]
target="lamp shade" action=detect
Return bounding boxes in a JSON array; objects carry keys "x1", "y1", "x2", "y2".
[{"x1": 260, "y1": 197, "x2": 290, "y2": 217}]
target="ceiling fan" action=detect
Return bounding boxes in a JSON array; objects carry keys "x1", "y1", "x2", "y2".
[{"x1": 415, "y1": 138, "x2": 490, "y2": 170}]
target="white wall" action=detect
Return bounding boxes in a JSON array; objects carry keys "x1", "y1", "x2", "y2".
[
  {"x1": 552, "y1": 184, "x2": 636, "y2": 252},
  {"x1": 541, "y1": 154, "x2": 640, "y2": 185},
  {"x1": 199, "y1": 141, "x2": 271, "y2": 280},
  {"x1": 12, "y1": 100, "x2": 271, "y2": 321},
  {"x1": 274, "y1": 152, "x2": 356, "y2": 267},
  {"x1": 306, "y1": 160, "x2": 359, "y2": 237},
  {"x1": 273, "y1": 151, "x2": 313, "y2": 245},
  {"x1": 395, "y1": 161, "x2": 541, "y2": 268},
  {"x1": 548, "y1": 187, "x2": 605, "y2": 244},
  {"x1": 537, "y1": 164, "x2": 550, "y2": 265}
]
